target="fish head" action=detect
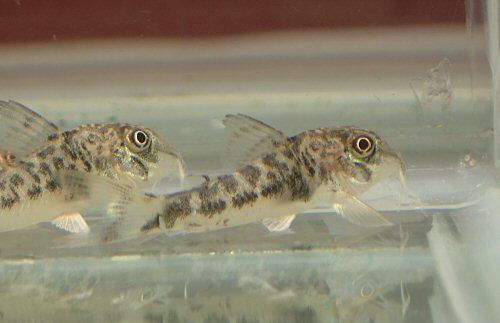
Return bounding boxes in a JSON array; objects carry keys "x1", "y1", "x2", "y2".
[
  {"x1": 107, "y1": 124, "x2": 186, "y2": 189},
  {"x1": 316, "y1": 127, "x2": 405, "y2": 195}
]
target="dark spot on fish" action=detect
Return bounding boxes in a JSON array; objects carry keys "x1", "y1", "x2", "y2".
[
  {"x1": 283, "y1": 148, "x2": 295, "y2": 160},
  {"x1": 45, "y1": 178, "x2": 60, "y2": 192},
  {"x1": 261, "y1": 171, "x2": 285, "y2": 198},
  {"x1": 232, "y1": 191, "x2": 258, "y2": 209},
  {"x1": 47, "y1": 133, "x2": 59, "y2": 141},
  {"x1": 301, "y1": 152, "x2": 316, "y2": 177},
  {"x1": 262, "y1": 153, "x2": 290, "y2": 174},
  {"x1": 199, "y1": 199, "x2": 227, "y2": 217},
  {"x1": 18, "y1": 161, "x2": 40, "y2": 183},
  {"x1": 238, "y1": 165, "x2": 261, "y2": 188},
  {"x1": 198, "y1": 182, "x2": 219, "y2": 201},
  {"x1": 38, "y1": 162, "x2": 52, "y2": 177},
  {"x1": 27, "y1": 184, "x2": 42, "y2": 199},
  {"x1": 60, "y1": 142, "x2": 78, "y2": 161},
  {"x1": 223, "y1": 219, "x2": 229, "y2": 226},
  {"x1": 83, "y1": 160, "x2": 92, "y2": 172},
  {"x1": 141, "y1": 214, "x2": 160, "y2": 232},
  {"x1": 161, "y1": 195, "x2": 192, "y2": 228},
  {"x1": 18, "y1": 161, "x2": 35, "y2": 169},
  {"x1": 75, "y1": 145, "x2": 88, "y2": 164},
  {"x1": 262, "y1": 153, "x2": 279, "y2": 168},
  {"x1": 0, "y1": 195, "x2": 16, "y2": 209},
  {"x1": 65, "y1": 129, "x2": 78, "y2": 136},
  {"x1": 267, "y1": 171, "x2": 278, "y2": 181},
  {"x1": 9, "y1": 174, "x2": 24, "y2": 187},
  {"x1": 36, "y1": 145, "x2": 55, "y2": 159},
  {"x1": 285, "y1": 166, "x2": 311, "y2": 201},
  {"x1": 0, "y1": 180, "x2": 5, "y2": 190},
  {"x1": 28, "y1": 171, "x2": 41, "y2": 184},
  {"x1": 81, "y1": 142, "x2": 91, "y2": 156},
  {"x1": 188, "y1": 222, "x2": 202, "y2": 228},
  {"x1": 8, "y1": 185, "x2": 19, "y2": 202},
  {"x1": 218, "y1": 174, "x2": 238, "y2": 194},
  {"x1": 52, "y1": 157, "x2": 64, "y2": 170},
  {"x1": 68, "y1": 163, "x2": 77, "y2": 170},
  {"x1": 306, "y1": 149, "x2": 317, "y2": 165}
]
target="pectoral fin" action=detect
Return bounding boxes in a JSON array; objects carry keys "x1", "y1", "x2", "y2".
[
  {"x1": 51, "y1": 212, "x2": 90, "y2": 234},
  {"x1": 262, "y1": 214, "x2": 296, "y2": 232},
  {"x1": 332, "y1": 192, "x2": 393, "y2": 227}
]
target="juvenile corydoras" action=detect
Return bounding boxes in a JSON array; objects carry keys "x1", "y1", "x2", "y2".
[
  {"x1": 0, "y1": 100, "x2": 184, "y2": 232},
  {"x1": 111, "y1": 114, "x2": 405, "y2": 241}
]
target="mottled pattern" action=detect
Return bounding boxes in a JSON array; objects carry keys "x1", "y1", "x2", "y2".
[
  {"x1": 218, "y1": 174, "x2": 238, "y2": 194},
  {"x1": 232, "y1": 190, "x2": 258, "y2": 208},
  {"x1": 0, "y1": 118, "x2": 183, "y2": 219},
  {"x1": 160, "y1": 195, "x2": 192, "y2": 228},
  {"x1": 150, "y1": 118, "x2": 403, "y2": 233},
  {"x1": 237, "y1": 165, "x2": 261, "y2": 188},
  {"x1": 260, "y1": 171, "x2": 285, "y2": 198}
]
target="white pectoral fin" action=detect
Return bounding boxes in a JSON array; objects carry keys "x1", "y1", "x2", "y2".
[
  {"x1": 51, "y1": 212, "x2": 90, "y2": 234},
  {"x1": 262, "y1": 214, "x2": 296, "y2": 232},
  {"x1": 332, "y1": 192, "x2": 394, "y2": 227}
]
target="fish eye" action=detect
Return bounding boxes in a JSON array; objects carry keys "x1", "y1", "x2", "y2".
[
  {"x1": 353, "y1": 136, "x2": 373, "y2": 154},
  {"x1": 129, "y1": 129, "x2": 150, "y2": 148}
]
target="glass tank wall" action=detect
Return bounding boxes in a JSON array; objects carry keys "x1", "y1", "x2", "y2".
[{"x1": 0, "y1": 1, "x2": 497, "y2": 322}]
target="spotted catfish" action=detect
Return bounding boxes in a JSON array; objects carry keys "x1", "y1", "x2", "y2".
[
  {"x1": 98, "y1": 114, "x2": 405, "y2": 243},
  {"x1": 0, "y1": 100, "x2": 185, "y2": 233}
]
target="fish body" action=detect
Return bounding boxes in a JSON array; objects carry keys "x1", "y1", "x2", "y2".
[
  {"x1": 132, "y1": 115, "x2": 404, "y2": 237},
  {"x1": 0, "y1": 100, "x2": 185, "y2": 232}
]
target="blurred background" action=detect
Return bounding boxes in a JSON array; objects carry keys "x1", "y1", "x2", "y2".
[{"x1": 1, "y1": 0, "x2": 465, "y2": 42}]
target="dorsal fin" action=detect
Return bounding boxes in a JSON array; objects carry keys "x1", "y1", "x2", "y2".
[
  {"x1": 0, "y1": 100, "x2": 59, "y2": 158},
  {"x1": 222, "y1": 114, "x2": 287, "y2": 170}
]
